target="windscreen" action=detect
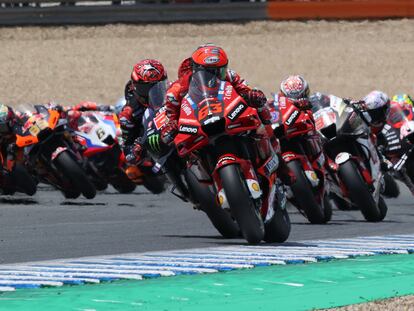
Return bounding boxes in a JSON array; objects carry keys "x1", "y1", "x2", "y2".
[{"x1": 188, "y1": 69, "x2": 221, "y2": 106}]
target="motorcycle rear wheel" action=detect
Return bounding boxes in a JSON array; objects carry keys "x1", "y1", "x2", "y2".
[
  {"x1": 184, "y1": 169, "x2": 239, "y2": 239},
  {"x1": 11, "y1": 163, "x2": 37, "y2": 196},
  {"x1": 110, "y1": 170, "x2": 136, "y2": 194},
  {"x1": 323, "y1": 194, "x2": 333, "y2": 222},
  {"x1": 143, "y1": 174, "x2": 166, "y2": 194},
  {"x1": 55, "y1": 151, "x2": 96, "y2": 199},
  {"x1": 219, "y1": 164, "x2": 264, "y2": 244},
  {"x1": 382, "y1": 172, "x2": 400, "y2": 198},
  {"x1": 63, "y1": 189, "x2": 81, "y2": 199},
  {"x1": 338, "y1": 160, "x2": 383, "y2": 222},
  {"x1": 264, "y1": 208, "x2": 291, "y2": 243},
  {"x1": 288, "y1": 160, "x2": 327, "y2": 224}
]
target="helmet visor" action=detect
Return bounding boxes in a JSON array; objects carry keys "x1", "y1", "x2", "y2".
[
  {"x1": 368, "y1": 106, "x2": 389, "y2": 126},
  {"x1": 147, "y1": 80, "x2": 167, "y2": 111}
]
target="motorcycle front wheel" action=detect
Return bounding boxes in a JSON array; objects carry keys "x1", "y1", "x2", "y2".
[
  {"x1": 54, "y1": 151, "x2": 96, "y2": 199},
  {"x1": 288, "y1": 160, "x2": 327, "y2": 224},
  {"x1": 10, "y1": 164, "x2": 37, "y2": 196},
  {"x1": 338, "y1": 160, "x2": 384, "y2": 222},
  {"x1": 219, "y1": 164, "x2": 264, "y2": 244},
  {"x1": 184, "y1": 169, "x2": 239, "y2": 239}
]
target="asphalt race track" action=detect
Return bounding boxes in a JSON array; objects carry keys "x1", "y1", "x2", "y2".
[{"x1": 0, "y1": 181, "x2": 413, "y2": 264}]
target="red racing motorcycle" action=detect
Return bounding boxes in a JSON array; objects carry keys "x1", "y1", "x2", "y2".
[
  {"x1": 174, "y1": 70, "x2": 291, "y2": 244},
  {"x1": 271, "y1": 95, "x2": 332, "y2": 224},
  {"x1": 381, "y1": 100, "x2": 414, "y2": 195}
]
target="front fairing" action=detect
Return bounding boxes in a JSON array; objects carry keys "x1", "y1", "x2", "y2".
[
  {"x1": 174, "y1": 70, "x2": 258, "y2": 156},
  {"x1": 75, "y1": 112, "x2": 118, "y2": 150},
  {"x1": 333, "y1": 100, "x2": 368, "y2": 137}
]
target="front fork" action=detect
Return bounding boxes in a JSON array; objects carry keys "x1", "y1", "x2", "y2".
[{"x1": 283, "y1": 152, "x2": 324, "y2": 193}]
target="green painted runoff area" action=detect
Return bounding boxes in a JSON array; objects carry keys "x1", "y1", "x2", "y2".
[{"x1": 1, "y1": 254, "x2": 414, "y2": 310}]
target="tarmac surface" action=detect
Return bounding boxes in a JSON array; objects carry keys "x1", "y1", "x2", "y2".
[{"x1": 1, "y1": 182, "x2": 413, "y2": 264}]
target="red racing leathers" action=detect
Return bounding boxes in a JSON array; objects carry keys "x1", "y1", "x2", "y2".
[{"x1": 117, "y1": 80, "x2": 152, "y2": 164}]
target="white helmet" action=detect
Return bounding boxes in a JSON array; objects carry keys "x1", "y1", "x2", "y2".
[{"x1": 363, "y1": 90, "x2": 390, "y2": 127}]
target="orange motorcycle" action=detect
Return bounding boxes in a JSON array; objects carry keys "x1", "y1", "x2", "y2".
[
  {"x1": 0, "y1": 136, "x2": 37, "y2": 196},
  {"x1": 15, "y1": 105, "x2": 96, "y2": 199}
]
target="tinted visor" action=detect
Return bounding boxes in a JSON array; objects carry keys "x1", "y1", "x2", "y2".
[
  {"x1": 147, "y1": 80, "x2": 167, "y2": 111},
  {"x1": 193, "y1": 63, "x2": 227, "y2": 81},
  {"x1": 368, "y1": 106, "x2": 389, "y2": 125}
]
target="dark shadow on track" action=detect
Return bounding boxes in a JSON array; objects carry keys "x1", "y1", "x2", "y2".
[
  {"x1": 163, "y1": 234, "x2": 228, "y2": 240},
  {"x1": 0, "y1": 198, "x2": 37, "y2": 205},
  {"x1": 291, "y1": 222, "x2": 346, "y2": 226},
  {"x1": 60, "y1": 202, "x2": 107, "y2": 206}
]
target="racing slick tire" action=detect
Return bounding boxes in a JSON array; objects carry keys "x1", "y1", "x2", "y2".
[
  {"x1": 143, "y1": 174, "x2": 166, "y2": 194},
  {"x1": 338, "y1": 160, "x2": 383, "y2": 222},
  {"x1": 11, "y1": 163, "x2": 37, "y2": 196},
  {"x1": 184, "y1": 169, "x2": 239, "y2": 239},
  {"x1": 382, "y1": 172, "x2": 400, "y2": 198},
  {"x1": 55, "y1": 151, "x2": 96, "y2": 199},
  {"x1": 264, "y1": 207, "x2": 291, "y2": 243},
  {"x1": 219, "y1": 164, "x2": 264, "y2": 244},
  {"x1": 288, "y1": 160, "x2": 327, "y2": 224},
  {"x1": 110, "y1": 170, "x2": 136, "y2": 194}
]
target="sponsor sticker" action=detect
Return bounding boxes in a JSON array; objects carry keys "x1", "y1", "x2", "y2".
[
  {"x1": 285, "y1": 110, "x2": 299, "y2": 126},
  {"x1": 179, "y1": 124, "x2": 198, "y2": 135},
  {"x1": 217, "y1": 156, "x2": 237, "y2": 165},
  {"x1": 227, "y1": 103, "x2": 247, "y2": 121},
  {"x1": 264, "y1": 155, "x2": 279, "y2": 175},
  {"x1": 204, "y1": 56, "x2": 219, "y2": 64}
]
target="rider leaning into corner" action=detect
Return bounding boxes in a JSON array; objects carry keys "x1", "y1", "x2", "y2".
[
  {"x1": 308, "y1": 90, "x2": 391, "y2": 171},
  {"x1": 66, "y1": 101, "x2": 113, "y2": 131},
  {"x1": 161, "y1": 43, "x2": 295, "y2": 185},
  {"x1": 118, "y1": 59, "x2": 168, "y2": 182}
]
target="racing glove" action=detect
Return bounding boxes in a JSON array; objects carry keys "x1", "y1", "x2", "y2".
[
  {"x1": 161, "y1": 120, "x2": 178, "y2": 145},
  {"x1": 245, "y1": 89, "x2": 267, "y2": 108},
  {"x1": 124, "y1": 140, "x2": 143, "y2": 164},
  {"x1": 257, "y1": 106, "x2": 272, "y2": 125}
]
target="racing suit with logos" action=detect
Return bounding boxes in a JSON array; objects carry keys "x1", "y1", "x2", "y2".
[{"x1": 117, "y1": 81, "x2": 151, "y2": 183}]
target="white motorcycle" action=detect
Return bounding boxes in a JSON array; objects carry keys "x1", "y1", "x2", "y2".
[{"x1": 311, "y1": 95, "x2": 387, "y2": 222}]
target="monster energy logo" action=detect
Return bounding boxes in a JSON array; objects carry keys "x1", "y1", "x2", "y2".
[{"x1": 148, "y1": 134, "x2": 161, "y2": 153}]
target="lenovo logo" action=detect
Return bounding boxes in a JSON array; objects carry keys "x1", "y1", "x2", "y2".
[
  {"x1": 285, "y1": 110, "x2": 299, "y2": 126},
  {"x1": 179, "y1": 125, "x2": 198, "y2": 135},
  {"x1": 228, "y1": 103, "x2": 247, "y2": 121}
]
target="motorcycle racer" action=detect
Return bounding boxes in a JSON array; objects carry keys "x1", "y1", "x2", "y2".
[
  {"x1": 163, "y1": 44, "x2": 294, "y2": 186},
  {"x1": 361, "y1": 90, "x2": 390, "y2": 135},
  {"x1": 66, "y1": 101, "x2": 113, "y2": 130},
  {"x1": 0, "y1": 104, "x2": 21, "y2": 163},
  {"x1": 161, "y1": 44, "x2": 272, "y2": 145},
  {"x1": 392, "y1": 94, "x2": 414, "y2": 108},
  {"x1": 118, "y1": 59, "x2": 168, "y2": 165}
]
